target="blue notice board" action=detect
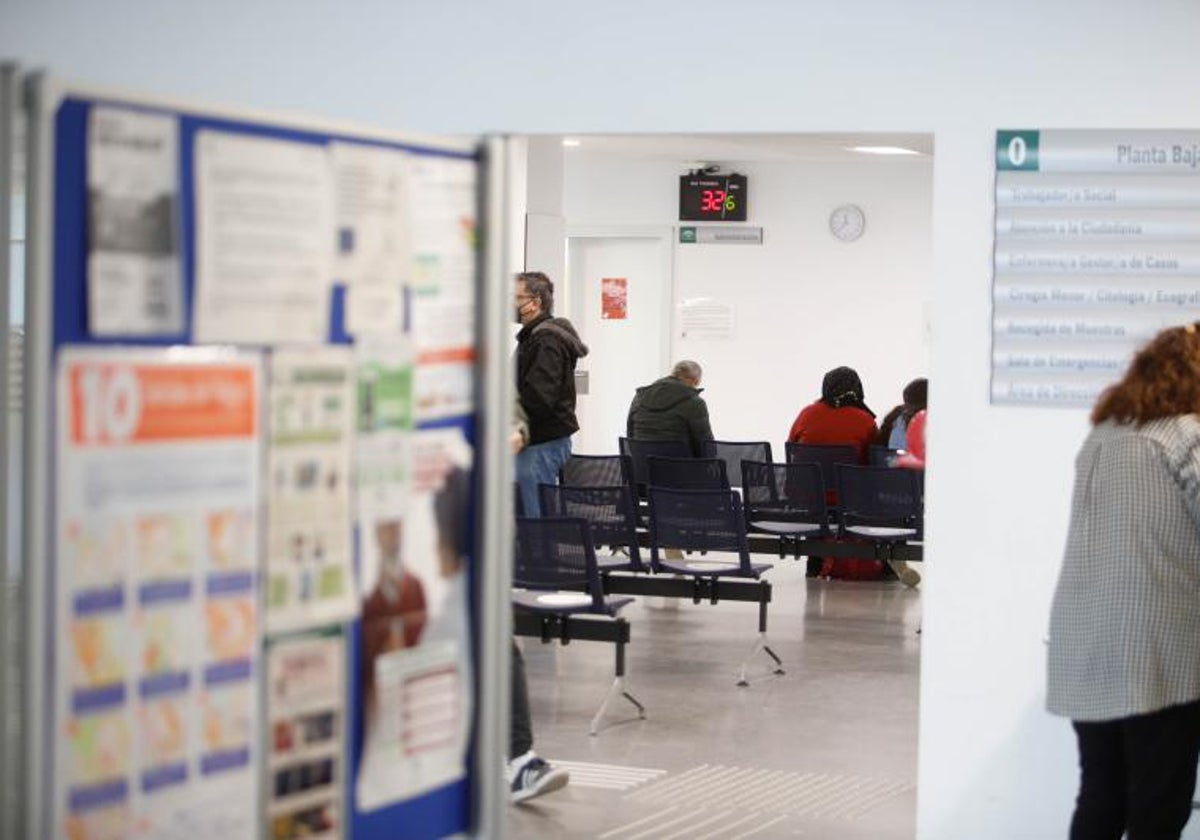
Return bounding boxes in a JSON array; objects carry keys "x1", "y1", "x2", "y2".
[{"x1": 50, "y1": 94, "x2": 481, "y2": 840}]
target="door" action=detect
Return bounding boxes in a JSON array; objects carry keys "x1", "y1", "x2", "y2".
[{"x1": 565, "y1": 230, "x2": 672, "y2": 455}]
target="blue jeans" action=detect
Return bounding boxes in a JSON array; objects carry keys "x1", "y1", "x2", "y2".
[{"x1": 515, "y1": 436, "x2": 572, "y2": 517}]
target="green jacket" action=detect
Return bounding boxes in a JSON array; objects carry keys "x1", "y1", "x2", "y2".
[{"x1": 626, "y1": 376, "x2": 713, "y2": 456}]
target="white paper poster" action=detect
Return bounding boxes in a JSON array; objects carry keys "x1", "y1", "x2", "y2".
[
  {"x1": 356, "y1": 428, "x2": 473, "y2": 812},
  {"x1": 331, "y1": 143, "x2": 411, "y2": 337},
  {"x1": 54, "y1": 347, "x2": 262, "y2": 840},
  {"x1": 407, "y1": 156, "x2": 477, "y2": 421},
  {"x1": 266, "y1": 347, "x2": 357, "y2": 633},
  {"x1": 86, "y1": 107, "x2": 184, "y2": 336},
  {"x1": 355, "y1": 338, "x2": 414, "y2": 594},
  {"x1": 194, "y1": 130, "x2": 334, "y2": 344},
  {"x1": 266, "y1": 633, "x2": 345, "y2": 840}
]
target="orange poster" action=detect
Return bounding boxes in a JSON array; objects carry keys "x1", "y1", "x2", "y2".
[
  {"x1": 68, "y1": 362, "x2": 257, "y2": 446},
  {"x1": 601, "y1": 277, "x2": 628, "y2": 320},
  {"x1": 55, "y1": 347, "x2": 263, "y2": 839}
]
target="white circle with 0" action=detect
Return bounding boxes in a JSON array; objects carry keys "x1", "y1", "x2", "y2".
[{"x1": 829, "y1": 204, "x2": 866, "y2": 242}]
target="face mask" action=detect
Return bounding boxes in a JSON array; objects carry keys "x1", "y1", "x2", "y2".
[{"x1": 514, "y1": 298, "x2": 533, "y2": 323}]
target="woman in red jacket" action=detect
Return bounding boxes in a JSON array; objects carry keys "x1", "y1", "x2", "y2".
[
  {"x1": 787, "y1": 366, "x2": 878, "y2": 461},
  {"x1": 788, "y1": 367, "x2": 887, "y2": 581}
]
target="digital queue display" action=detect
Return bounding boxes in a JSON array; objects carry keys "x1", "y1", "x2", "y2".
[{"x1": 679, "y1": 173, "x2": 748, "y2": 222}]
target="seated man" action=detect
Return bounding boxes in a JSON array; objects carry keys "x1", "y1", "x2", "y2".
[{"x1": 626, "y1": 359, "x2": 713, "y2": 456}]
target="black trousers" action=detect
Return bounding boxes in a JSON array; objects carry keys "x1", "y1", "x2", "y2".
[
  {"x1": 1071, "y1": 698, "x2": 1200, "y2": 840},
  {"x1": 510, "y1": 641, "x2": 532, "y2": 760}
]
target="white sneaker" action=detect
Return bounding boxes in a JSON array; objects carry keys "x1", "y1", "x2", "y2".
[{"x1": 509, "y1": 754, "x2": 569, "y2": 804}]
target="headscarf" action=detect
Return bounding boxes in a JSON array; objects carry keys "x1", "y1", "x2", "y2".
[{"x1": 821, "y1": 366, "x2": 875, "y2": 417}]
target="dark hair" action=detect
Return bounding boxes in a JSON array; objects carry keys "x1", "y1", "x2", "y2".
[
  {"x1": 516, "y1": 271, "x2": 554, "y2": 315},
  {"x1": 901, "y1": 378, "x2": 928, "y2": 420},
  {"x1": 1092, "y1": 324, "x2": 1200, "y2": 426},
  {"x1": 433, "y1": 466, "x2": 471, "y2": 558}
]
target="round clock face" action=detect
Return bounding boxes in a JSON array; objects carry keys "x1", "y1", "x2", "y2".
[{"x1": 830, "y1": 204, "x2": 866, "y2": 242}]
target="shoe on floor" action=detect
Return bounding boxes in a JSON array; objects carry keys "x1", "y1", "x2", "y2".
[
  {"x1": 510, "y1": 755, "x2": 569, "y2": 804},
  {"x1": 898, "y1": 567, "x2": 921, "y2": 588}
]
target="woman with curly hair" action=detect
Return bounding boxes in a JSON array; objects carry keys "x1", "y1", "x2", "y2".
[{"x1": 1048, "y1": 323, "x2": 1200, "y2": 840}]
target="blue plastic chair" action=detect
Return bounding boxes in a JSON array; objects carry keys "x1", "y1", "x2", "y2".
[
  {"x1": 646, "y1": 487, "x2": 782, "y2": 684},
  {"x1": 646, "y1": 455, "x2": 729, "y2": 491},
  {"x1": 538, "y1": 483, "x2": 646, "y2": 572},
  {"x1": 702, "y1": 440, "x2": 773, "y2": 488},
  {"x1": 512, "y1": 517, "x2": 644, "y2": 733},
  {"x1": 740, "y1": 460, "x2": 829, "y2": 538},
  {"x1": 834, "y1": 465, "x2": 923, "y2": 541},
  {"x1": 623, "y1": 437, "x2": 693, "y2": 494}
]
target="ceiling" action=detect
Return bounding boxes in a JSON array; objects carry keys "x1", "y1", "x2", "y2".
[{"x1": 555, "y1": 132, "x2": 934, "y2": 163}]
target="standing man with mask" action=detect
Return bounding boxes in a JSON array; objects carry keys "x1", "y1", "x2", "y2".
[{"x1": 514, "y1": 271, "x2": 588, "y2": 516}]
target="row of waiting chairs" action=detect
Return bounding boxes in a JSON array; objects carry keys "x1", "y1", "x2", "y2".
[
  {"x1": 511, "y1": 441, "x2": 922, "y2": 733},
  {"x1": 559, "y1": 450, "x2": 924, "y2": 544},
  {"x1": 620, "y1": 438, "x2": 902, "y2": 493}
]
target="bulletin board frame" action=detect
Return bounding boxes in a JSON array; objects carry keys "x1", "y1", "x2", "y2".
[{"x1": 19, "y1": 73, "x2": 514, "y2": 840}]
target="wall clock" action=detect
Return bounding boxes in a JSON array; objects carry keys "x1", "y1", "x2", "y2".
[{"x1": 830, "y1": 204, "x2": 866, "y2": 242}]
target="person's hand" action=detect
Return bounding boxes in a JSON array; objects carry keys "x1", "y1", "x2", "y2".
[{"x1": 510, "y1": 429, "x2": 526, "y2": 454}]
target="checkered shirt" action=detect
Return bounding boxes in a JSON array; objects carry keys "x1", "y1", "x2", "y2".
[{"x1": 1047, "y1": 416, "x2": 1200, "y2": 721}]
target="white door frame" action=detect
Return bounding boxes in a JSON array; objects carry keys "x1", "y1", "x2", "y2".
[{"x1": 563, "y1": 224, "x2": 676, "y2": 384}]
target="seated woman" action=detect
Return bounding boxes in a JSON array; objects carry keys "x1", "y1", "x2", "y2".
[
  {"x1": 788, "y1": 366, "x2": 878, "y2": 462},
  {"x1": 877, "y1": 377, "x2": 928, "y2": 452},
  {"x1": 787, "y1": 366, "x2": 882, "y2": 580}
]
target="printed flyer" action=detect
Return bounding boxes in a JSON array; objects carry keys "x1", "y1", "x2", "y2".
[
  {"x1": 355, "y1": 338, "x2": 414, "y2": 599},
  {"x1": 86, "y1": 107, "x2": 184, "y2": 336},
  {"x1": 54, "y1": 347, "x2": 262, "y2": 840},
  {"x1": 193, "y1": 130, "x2": 334, "y2": 345},
  {"x1": 408, "y1": 155, "x2": 477, "y2": 422},
  {"x1": 266, "y1": 347, "x2": 357, "y2": 634},
  {"x1": 331, "y1": 142, "x2": 412, "y2": 337},
  {"x1": 355, "y1": 427, "x2": 473, "y2": 812},
  {"x1": 266, "y1": 632, "x2": 345, "y2": 840}
]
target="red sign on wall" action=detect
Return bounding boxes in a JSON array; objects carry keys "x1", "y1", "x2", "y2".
[{"x1": 601, "y1": 277, "x2": 627, "y2": 320}]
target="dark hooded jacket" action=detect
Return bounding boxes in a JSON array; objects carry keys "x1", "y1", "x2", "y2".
[
  {"x1": 626, "y1": 376, "x2": 714, "y2": 456},
  {"x1": 516, "y1": 313, "x2": 589, "y2": 445}
]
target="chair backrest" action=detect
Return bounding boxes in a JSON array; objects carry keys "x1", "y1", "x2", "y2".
[
  {"x1": 646, "y1": 486, "x2": 753, "y2": 573},
  {"x1": 625, "y1": 438, "x2": 693, "y2": 490},
  {"x1": 868, "y1": 445, "x2": 901, "y2": 467},
  {"x1": 784, "y1": 442, "x2": 859, "y2": 494},
  {"x1": 740, "y1": 460, "x2": 828, "y2": 529},
  {"x1": 538, "y1": 483, "x2": 645, "y2": 571},
  {"x1": 834, "y1": 465, "x2": 923, "y2": 534},
  {"x1": 702, "y1": 440, "x2": 773, "y2": 487},
  {"x1": 513, "y1": 517, "x2": 606, "y2": 611},
  {"x1": 647, "y1": 456, "x2": 729, "y2": 491},
  {"x1": 561, "y1": 453, "x2": 634, "y2": 490}
]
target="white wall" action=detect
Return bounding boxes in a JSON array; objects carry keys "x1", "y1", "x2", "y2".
[
  {"x1": 562, "y1": 154, "x2": 931, "y2": 451},
  {"x1": 7, "y1": 3, "x2": 1200, "y2": 838}
]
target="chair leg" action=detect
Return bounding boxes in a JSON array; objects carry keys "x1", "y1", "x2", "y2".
[
  {"x1": 589, "y1": 675, "x2": 647, "y2": 735},
  {"x1": 736, "y1": 631, "x2": 786, "y2": 686},
  {"x1": 590, "y1": 633, "x2": 646, "y2": 735}
]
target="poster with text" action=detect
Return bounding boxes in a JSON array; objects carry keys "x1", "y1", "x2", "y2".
[
  {"x1": 194, "y1": 130, "x2": 334, "y2": 344},
  {"x1": 356, "y1": 338, "x2": 414, "y2": 598},
  {"x1": 86, "y1": 107, "x2": 184, "y2": 336},
  {"x1": 331, "y1": 142, "x2": 411, "y2": 337},
  {"x1": 266, "y1": 632, "x2": 345, "y2": 840},
  {"x1": 408, "y1": 156, "x2": 477, "y2": 422},
  {"x1": 266, "y1": 347, "x2": 357, "y2": 634},
  {"x1": 601, "y1": 277, "x2": 628, "y2": 320},
  {"x1": 355, "y1": 427, "x2": 472, "y2": 812},
  {"x1": 54, "y1": 347, "x2": 262, "y2": 840}
]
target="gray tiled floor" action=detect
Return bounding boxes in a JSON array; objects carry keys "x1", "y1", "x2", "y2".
[{"x1": 508, "y1": 559, "x2": 922, "y2": 839}]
